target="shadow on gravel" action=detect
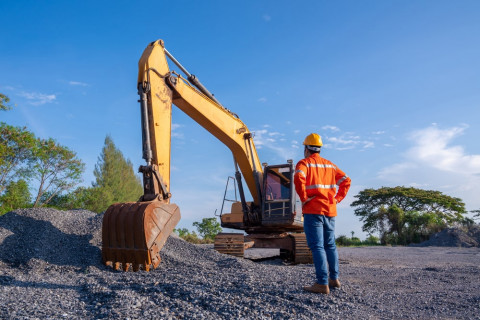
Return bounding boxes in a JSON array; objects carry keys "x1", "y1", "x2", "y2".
[
  {"x1": 0, "y1": 213, "x2": 101, "y2": 270},
  {"x1": 0, "y1": 275, "x2": 80, "y2": 290}
]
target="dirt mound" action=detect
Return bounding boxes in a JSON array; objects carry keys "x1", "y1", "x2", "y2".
[{"x1": 416, "y1": 225, "x2": 480, "y2": 247}]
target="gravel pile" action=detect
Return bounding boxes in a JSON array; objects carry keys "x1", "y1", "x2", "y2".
[
  {"x1": 1, "y1": 208, "x2": 479, "y2": 319},
  {"x1": 415, "y1": 225, "x2": 480, "y2": 248}
]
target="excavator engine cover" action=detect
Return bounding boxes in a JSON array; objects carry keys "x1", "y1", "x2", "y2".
[{"x1": 102, "y1": 201, "x2": 180, "y2": 271}]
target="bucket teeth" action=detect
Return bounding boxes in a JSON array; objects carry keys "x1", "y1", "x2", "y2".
[{"x1": 102, "y1": 201, "x2": 181, "y2": 271}]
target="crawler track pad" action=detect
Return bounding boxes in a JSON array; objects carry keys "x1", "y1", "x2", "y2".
[
  {"x1": 214, "y1": 233, "x2": 245, "y2": 258},
  {"x1": 102, "y1": 201, "x2": 180, "y2": 271}
]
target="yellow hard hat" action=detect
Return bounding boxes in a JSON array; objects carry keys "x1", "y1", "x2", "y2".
[{"x1": 303, "y1": 133, "x2": 323, "y2": 147}]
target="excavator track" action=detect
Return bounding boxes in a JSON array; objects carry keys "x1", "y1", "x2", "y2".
[
  {"x1": 290, "y1": 233, "x2": 313, "y2": 264},
  {"x1": 214, "y1": 233, "x2": 245, "y2": 258}
]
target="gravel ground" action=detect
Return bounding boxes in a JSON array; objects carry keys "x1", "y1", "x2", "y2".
[{"x1": 1, "y1": 208, "x2": 479, "y2": 319}]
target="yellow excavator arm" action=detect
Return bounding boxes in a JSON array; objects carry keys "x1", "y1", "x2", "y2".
[
  {"x1": 102, "y1": 40, "x2": 266, "y2": 271},
  {"x1": 137, "y1": 39, "x2": 263, "y2": 205}
]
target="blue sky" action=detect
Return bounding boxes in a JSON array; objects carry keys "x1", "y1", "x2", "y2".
[{"x1": 1, "y1": 1, "x2": 480, "y2": 238}]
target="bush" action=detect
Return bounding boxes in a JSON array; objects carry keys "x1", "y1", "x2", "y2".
[
  {"x1": 174, "y1": 218, "x2": 223, "y2": 244},
  {"x1": 174, "y1": 228, "x2": 213, "y2": 244},
  {"x1": 336, "y1": 235, "x2": 363, "y2": 246},
  {"x1": 336, "y1": 234, "x2": 380, "y2": 246},
  {"x1": 363, "y1": 235, "x2": 380, "y2": 245},
  {"x1": 192, "y1": 218, "x2": 222, "y2": 241},
  {"x1": 0, "y1": 179, "x2": 31, "y2": 215}
]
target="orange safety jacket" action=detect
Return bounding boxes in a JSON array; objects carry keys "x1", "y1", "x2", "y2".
[{"x1": 294, "y1": 153, "x2": 351, "y2": 217}]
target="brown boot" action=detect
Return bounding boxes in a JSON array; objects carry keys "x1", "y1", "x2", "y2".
[
  {"x1": 303, "y1": 283, "x2": 330, "y2": 294},
  {"x1": 328, "y1": 278, "x2": 341, "y2": 288}
]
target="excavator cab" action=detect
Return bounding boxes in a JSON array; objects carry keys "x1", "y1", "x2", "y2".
[
  {"x1": 220, "y1": 161, "x2": 303, "y2": 232},
  {"x1": 261, "y1": 161, "x2": 303, "y2": 229},
  {"x1": 216, "y1": 161, "x2": 310, "y2": 263}
]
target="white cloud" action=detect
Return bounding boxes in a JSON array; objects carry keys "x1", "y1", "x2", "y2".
[
  {"x1": 325, "y1": 133, "x2": 374, "y2": 151},
  {"x1": 69, "y1": 81, "x2": 89, "y2": 87},
  {"x1": 268, "y1": 131, "x2": 282, "y2": 137},
  {"x1": 378, "y1": 124, "x2": 480, "y2": 210},
  {"x1": 372, "y1": 130, "x2": 385, "y2": 135},
  {"x1": 363, "y1": 141, "x2": 375, "y2": 149},
  {"x1": 322, "y1": 125, "x2": 340, "y2": 132},
  {"x1": 258, "y1": 97, "x2": 267, "y2": 103},
  {"x1": 262, "y1": 14, "x2": 271, "y2": 22},
  {"x1": 18, "y1": 91, "x2": 56, "y2": 105},
  {"x1": 252, "y1": 128, "x2": 297, "y2": 160},
  {"x1": 406, "y1": 124, "x2": 480, "y2": 174},
  {"x1": 172, "y1": 123, "x2": 184, "y2": 138}
]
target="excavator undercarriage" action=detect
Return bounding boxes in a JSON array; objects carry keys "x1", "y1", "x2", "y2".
[{"x1": 214, "y1": 233, "x2": 313, "y2": 264}]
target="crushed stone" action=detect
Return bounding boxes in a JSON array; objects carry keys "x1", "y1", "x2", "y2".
[
  {"x1": 415, "y1": 225, "x2": 480, "y2": 248},
  {"x1": 1, "y1": 208, "x2": 479, "y2": 319}
]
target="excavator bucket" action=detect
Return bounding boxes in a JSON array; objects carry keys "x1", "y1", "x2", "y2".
[{"x1": 101, "y1": 200, "x2": 180, "y2": 271}]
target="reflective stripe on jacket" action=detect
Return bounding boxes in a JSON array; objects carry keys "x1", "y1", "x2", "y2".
[{"x1": 294, "y1": 153, "x2": 351, "y2": 217}]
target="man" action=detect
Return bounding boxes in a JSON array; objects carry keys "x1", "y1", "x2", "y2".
[{"x1": 294, "y1": 133, "x2": 351, "y2": 294}]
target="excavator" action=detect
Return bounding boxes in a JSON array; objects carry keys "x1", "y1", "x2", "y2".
[{"x1": 101, "y1": 40, "x2": 312, "y2": 271}]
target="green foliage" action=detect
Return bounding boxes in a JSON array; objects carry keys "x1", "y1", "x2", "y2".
[
  {"x1": 0, "y1": 179, "x2": 31, "y2": 215},
  {"x1": 1, "y1": 95, "x2": 85, "y2": 210},
  {"x1": 336, "y1": 235, "x2": 362, "y2": 246},
  {"x1": 174, "y1": 228, "x2": 191, "y2": 238},
  {"x1": 351, "y1": 186, "x2": 467, "y2": 245},
  {"x1": 40, "y1": 187, "x2": 93, "y2": 210},
  {"x1": 174, "y1": 228, "x2": 207, "y2": 244},
  {"x1": 174, "y1": 218, "x2": 223, "y2": 244},
  {"x1": 472, "y1": 209, "x2": 480, "y2": 222},
  {"x1": 30, "y1": 138, "x2": 85, "y2": 207},
  {"x1": 364, "y1": 235, "x2": 380, "y2": 245},
  {"x1": 86, "y1": 135, "x2": 143, "y2": 213},
  {"x1": 335, "y1": 234, "x2": 380, "y2": 246},
  {"x1": 0, "y1": 93, "x2": 12, "y2": 111},
  {"x1": 0, "y1": 123, "x2": 37, "y2": 194},
  {"x1": 193, "y1": 217, "x2": 222, "y2": 241}
]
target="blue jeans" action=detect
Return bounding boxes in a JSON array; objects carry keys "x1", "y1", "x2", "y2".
[{"x1": 303, "y1": 214, "x2": 339, "y2": 285}]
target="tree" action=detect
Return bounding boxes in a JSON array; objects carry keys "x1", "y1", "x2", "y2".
[
  {"x1": 173, "y1": 228, "x2": 205, "y2": 244},
  {"x1": 30, "y1": 138, "x2": 85, "y2": 207},
  {"x1": 0, "y1": 93, "x2": 12, "y2": 111},
  {"x1": 0, "y1": 179, "x2": 31, "y2": 215},
  {"x1": 193, "y1": 217, "x2": 222, "y2": 241},
  {"x1": 40, "y1": 186, "x2": 93, "y2": 210},
  {"x1": 86, "y1": 135, "x2": 143, "y2": 213},
  {"x1": 351, "y1": 186, "x2": 466, "y2": 245},
  {"x1": 0, "y1": 123, "x2": 37, "y2": 194},
  {"x1": 472, "y1": 210, "x2": 480, "y2": 222},
  {"x1": 335, "y1": 235, "x2": 362, "y2": 246}
]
